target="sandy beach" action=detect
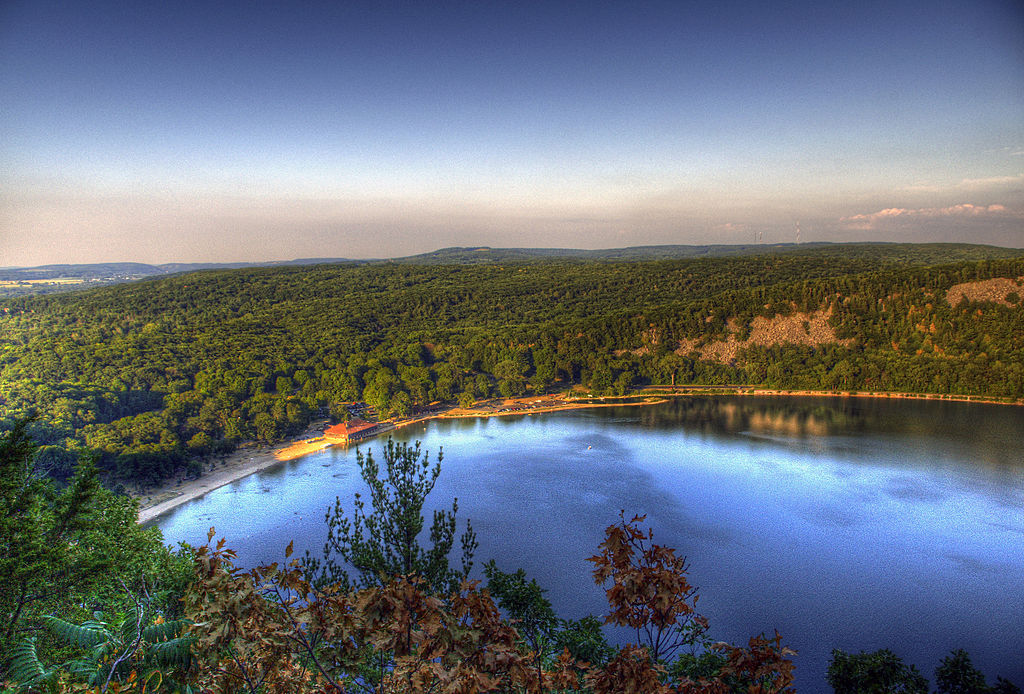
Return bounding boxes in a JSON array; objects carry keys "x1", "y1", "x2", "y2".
[
  {"x1": 138, "y1": 447, "x2": 297, "y2": 524},
  {"x1": 136, "y1": 388, "x2": 1020, "y2": 524},
  {"x1": 134, "y1": 393, "x2": 661, "y2": 524}
]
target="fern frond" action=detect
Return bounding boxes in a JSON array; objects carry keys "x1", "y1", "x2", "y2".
[
  {"x1": 8, "y1": 638, "x2": 55, "y2": 687},
  {"x1": 119, "y1": 604, "x2": 147, "y2": 645},
  {"x1": 147, "y1": 674, "x2": 196, "y2": 694},
  {"x1": 142, "y1": 618, "x2": 190, "y2": 643},
  {"x1": 44, "y1": 615, "x2": 110, "y2": 648},
  {"x1": 65, "y1": 655, "x2": 101, "y2": 682},
  {"x1": 86, "y1": 660, "x2": 113, "y2": 688},
  {"x1": 148, "y1": 636, "x2": 196, "y2": 667}
]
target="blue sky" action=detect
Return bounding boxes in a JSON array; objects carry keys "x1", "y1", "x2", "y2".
[{"x1": 2, "y1": 0, "x2": 1022, "y2": 264}]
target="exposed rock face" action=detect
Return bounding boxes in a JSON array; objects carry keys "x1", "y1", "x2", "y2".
[
  {"x1": 945, "y1": 277, "x2": 1024, "y2": 307},
  {"x1": 747, "y1": 308, "x2": 848, "y2": 347},
  {"x1": 675, "y1": 307, "x2": 851, "y2": 364}
]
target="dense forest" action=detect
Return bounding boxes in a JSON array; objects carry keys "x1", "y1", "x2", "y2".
[{"x1": 1, "y1": 242, "x2": 1022, "y2": 488}]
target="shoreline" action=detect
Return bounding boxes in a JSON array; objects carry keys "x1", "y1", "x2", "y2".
[
  {"x1": 136, "y1": 444, "x2": 303, "y2": 524},
  {"x1": 136, "y1": 388, "x2": 1021, "y2": 524},
  {"x1": 135, "y1": 394, "x2": 662, "y2": 523},
  {"x1": 638, "y1": 386, "x2": 1024, "y2": 407}
]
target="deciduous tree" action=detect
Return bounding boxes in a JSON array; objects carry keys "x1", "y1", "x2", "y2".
[{"x1": 827, "y1": 648, "x2": 929, "y2": 694}]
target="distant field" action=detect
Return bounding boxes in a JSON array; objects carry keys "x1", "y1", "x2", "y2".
[
  {"x1": 0, "y1": 278, "x2": 86, "y2": 286},
  {"x1": 0, "y1": 278, "x2": 90, "y2": 297}
]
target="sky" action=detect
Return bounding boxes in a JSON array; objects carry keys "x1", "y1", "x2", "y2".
[{"x1": 2, "y1": 0, "x2": 1022, "y2": 265}]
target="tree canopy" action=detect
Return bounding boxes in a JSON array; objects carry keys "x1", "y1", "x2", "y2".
[{"x1": 2, "y1": 245, "x2": 1023, "y2": 490}]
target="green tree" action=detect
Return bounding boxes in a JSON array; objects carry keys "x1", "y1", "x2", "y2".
[
  {"x1": 484, "y1": 561, "x2": 558, "y2": 685},
  {"x1": 302, "y1": 439, "x2": 477, "y2": 596},
  {"x1": 613, "y1": 369, "x2": 634, "y2": 396},
  {"x1": 484, "y1": 561, "x2": 616, "y2": 688},
  {"x1": 251, "y1": 412, "x2": 281, "y2": 444},
  {"x1": 531, "y1": 360, "x2": 557, "y2": 391},
  {"x1": 1, "y1": 418, "x2": 108, "y2": 664},
  {"x1": 1, "y1": 419, "x2": 191, "y2": 681},
  {"x1": 493, "y1": 359, "x2": 527, "y2": 397},
  {"x1": 827, "y1": 648, "x2": 929, "y2": 693},
  {"x1": 994, "y1": 678, "x2": 1023, "y2": 694},
  {"x1": 474, "y1": 373, "x2": 492, "y2": 399},
  {"x1": 362, "y1": 368, "x2": 399, "y2": 418},
  {"x1": 589, "y1": 367, "x2": 613, "y2": 395},
  {"x1": 553, "y1": 615, "x2": 616, "y2": 668},
  {"x1": 391, "y1": 389, "x2": 411, "y2": 417},
  {"x1": 935, "y1": 649, "x2": 990, "y2": 694}
]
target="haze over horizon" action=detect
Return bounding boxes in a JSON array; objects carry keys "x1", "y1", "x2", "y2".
[{"x1": 2, "y1": 0, "x2": 1022, "y2": 266}]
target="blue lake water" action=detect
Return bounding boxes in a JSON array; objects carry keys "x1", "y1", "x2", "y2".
[{"x1": 154, "y1": 396, "x2": 1024, "y2": 691}]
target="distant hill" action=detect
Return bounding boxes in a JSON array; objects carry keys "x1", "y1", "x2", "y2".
[
  {"x1": 3, "y1": 242, "x2": 1021, "y2": 297},
  {"x1": 0, "y1": 258, "x2": 358, "y2": 281},
  {"x1": 395, "y1": 242, "x2": 832, "y2": 264},
  {"x1": 0, "y1": 262, "x2": 167, "y2": 281},
  {"x1": 0, "y1": 258, "x2": 356, "y2": 297},
  {"x1": 397, "y1": 242, "x2": 1024, "y2": 265}
]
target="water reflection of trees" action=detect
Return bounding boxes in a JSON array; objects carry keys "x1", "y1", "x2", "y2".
[
  {"x1": 634, "y1": 396, "x2": 1021, "y2": 473},
  {"x1": 636, "y1": 396, "x2": 878, "y2": 438}
]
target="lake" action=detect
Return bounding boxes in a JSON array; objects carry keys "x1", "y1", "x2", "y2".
[{"x1": 154, "y1": 396, "x2": 1024, "y2": 691}]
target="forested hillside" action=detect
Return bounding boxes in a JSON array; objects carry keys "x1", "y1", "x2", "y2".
[{"x1": 1, "y1": 243, "x2": 1022, "y2": 487}]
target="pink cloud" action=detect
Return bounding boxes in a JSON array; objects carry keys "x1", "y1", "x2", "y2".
[
  {"x1": 841, "y1": 203, "x2": 1013, "y2": 230},
  {"x1": 713, "y1": 222, "x2": 749, "y2": 232}
]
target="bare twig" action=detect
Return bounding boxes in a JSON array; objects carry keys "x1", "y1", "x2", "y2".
[{"x1": 102, "y1": 578, "x2": 146, "y2": 693}]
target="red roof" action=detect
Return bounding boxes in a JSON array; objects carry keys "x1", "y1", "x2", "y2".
[{"x1": 324, "y1": 418, "x2": 377, "y2": 439}]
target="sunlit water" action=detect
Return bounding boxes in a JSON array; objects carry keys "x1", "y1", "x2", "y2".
[{"x1": 154, "y1": 396, "x2": 1024, "y2": 691}]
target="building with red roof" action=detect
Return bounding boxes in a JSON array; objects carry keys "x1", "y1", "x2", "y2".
[{"x1": 324, "y1": 418, "x2": 381, "y2": 442}]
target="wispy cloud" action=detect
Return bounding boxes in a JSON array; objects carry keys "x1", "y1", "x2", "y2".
[
  {"x1": 841, "y1": 203, "x2": 1014, "y2": 230},
  {"x1": 958, "y1": 173, "x2": 1024, "y2": 189},
  {"x1": 897, "y1": 182, "x2": 943, "y2": 193},
  {"x1": 897, "y1": 173, "x2": 1024, "y2": 194}
]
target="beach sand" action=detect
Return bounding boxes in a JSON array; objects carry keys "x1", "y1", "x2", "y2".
[
  {"x1": 134, "y1": 394, "x2": 659, "y2": 524},
  {"x1": 138, "y1": 447, "x2": 294, "y2": 524}
]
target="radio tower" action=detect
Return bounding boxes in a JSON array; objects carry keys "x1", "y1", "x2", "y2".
[{"x1": 795, "y1": 221, "x2": 802, "y2": 245}]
